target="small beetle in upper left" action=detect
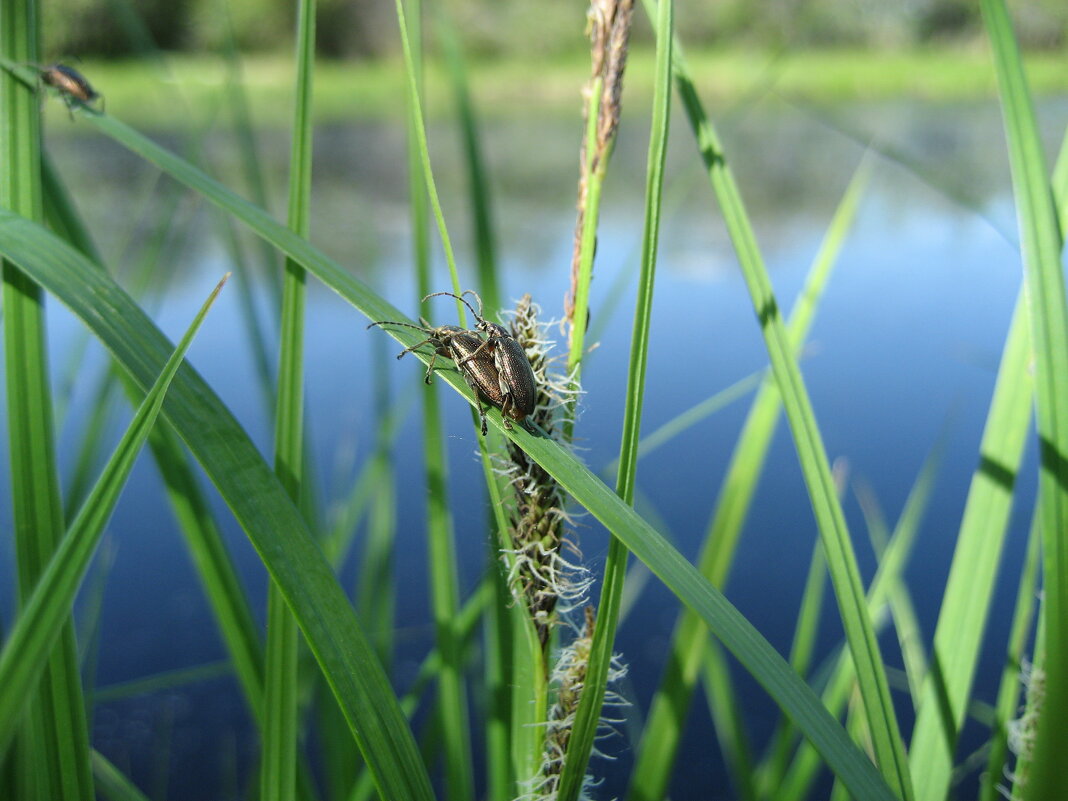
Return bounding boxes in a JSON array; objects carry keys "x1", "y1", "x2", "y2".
[{"x1": 38, "y1": 64, "x2": 103, "y2": 116}]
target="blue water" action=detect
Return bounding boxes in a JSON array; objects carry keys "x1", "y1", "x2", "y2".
[{"x1": 1, "y1": 96, "x2": 1065, "y2": 799}]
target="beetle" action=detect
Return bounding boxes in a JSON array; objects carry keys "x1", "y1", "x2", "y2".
[
  {"x1": 38, "y1": 64, "x2": 103, "y2": 116},
  {"x1": 423, "y1": 290, "x2": 537, "y2": 428},
  {"x1": 366, "y1": 317, "x2": 507, "y2": 435}
]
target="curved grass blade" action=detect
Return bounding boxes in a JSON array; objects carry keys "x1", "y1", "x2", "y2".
[
  {"x1": 639, "y1": 2, "x2": 913, "y2": 794},
  {"x1": 41, "y1": 153, "x2": 270, "y2": 734},
  {"x1": 627, "y1": 155, "x2": 871, "y2": 801},
  {"x1": 1, "y1": 7, "x2": 93, "y2": 798},
  {"x1": 980, "y1": 4, "x2": 1068, "y2": 798},
  {"x1": 556, "y1": 2, "x2": 670, "y2": 798},
  {"x1": 261, "y1": 0, "x2": 317, "y2": 796},
  {"x1": 0, "y1": 211, "x2": 436, "y2": 801},
  {"x1": 980, "y1": 514, "x2": 1041, "y2": 801},
  {"x1": 35, "y1": 103, "x2": 904, "y2": 800},
  {"x1": 907, "y1": 291, "x2": 1034, "y2": 800},
  {"x1": 394, "y1": 3, "x2": 476, "y2": 798},
  {"x1": 0, "y1": 275, "x2": 227, "y2": 755}
]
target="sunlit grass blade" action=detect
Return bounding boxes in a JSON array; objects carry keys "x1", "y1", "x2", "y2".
[
  {"x1": 1, "y1": 4, "x2": 93, "y2": 798},
  {"x1": 907, "y1": 294, "x2": 1034, "y2": 800},
  {"x1": 757, "y1": 541, "x2": 829, "y2": 796},
  {"x1": 0, "y1": 274, "x2": 227, "y2": 755},
  {"x1": 702, "y1": 640, "x2": 758, "y2": 801},
  {"x1": 856, "y1": 441, "x2": 944, "y2": 709},
  {"x1": 980, "y1": 3, "x2": 1068, "y2": 797},
  {"x1": 626, "y1": 153, "x2": 871, "y2": 801},
  {"x1": 640, "y1": 2, "x2": 912, "y2": 794},
  {"x1": 41, "y1": 148, "x2": 270, "y2": 735},
  {"x1": 347, "y1": 579, "x2": 491, "y2": 801},
  {"x1": 779, "y1": 440, "x2": 942, "y2": 798},
  {"x1": 0, "y1": 211, "x2": 436, "y2": 801},
  {"x1": 980, "y1": 515, "x2": 1041, "y2": 801},
  {"x1": 92, "y1": 750, "x2": 152, "y2": 801},
  {"x1": 395, "y1": 2, "x2": 475, "y2": 798},
  {"x1": 436, "y1": 3, "x2": 500, "y2": 312},
  {"x1": 261, "y1": 0, "x2": 316, "y2": 796},
  {"x1": 93, "y1": 660, "x2": 232, "y2": 704},
  {"x1": 557, "y1": 2, "x2": 671, "y2": 798}
]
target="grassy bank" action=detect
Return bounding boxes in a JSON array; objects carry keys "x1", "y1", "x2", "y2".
[{"x1": 47, "y1": 46, "x2": 1068, "y2": 128}]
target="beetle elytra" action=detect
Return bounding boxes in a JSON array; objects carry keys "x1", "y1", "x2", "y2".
[
  {"x1": 423, "y1": 290, "x2": 538, "y2": 427},
  {"x1": 366, "y1": 318, "x2": 507, "y2": 435}
]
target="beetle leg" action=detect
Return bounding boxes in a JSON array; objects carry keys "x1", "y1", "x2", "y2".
[
  {"x1": 461, "y1": 373, "x2": 489, "y2": 435},
  {"x1": 422, "y1": 351, "x2": 440, "y2": 384},
  {"x1": 499, "y1": 394, "x2": 515, "y2": 431},
  {"x1": 396, "y1": 336, "x2": 435, "y2": 359},
  {"x1": 455, "y1": 334, "x2": 496, "y2": 366}
]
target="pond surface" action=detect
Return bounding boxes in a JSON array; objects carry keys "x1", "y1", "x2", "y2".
[{"x1": 3, "y1": 94, "x2": 1066, "y2": 799}]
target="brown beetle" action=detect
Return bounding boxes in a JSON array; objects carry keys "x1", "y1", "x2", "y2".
[
  {"x1": 424, "y1": 290, "x2": 537, "y2": 427},
  {"x1": 39, "y1": 64, "x2": 103, "y2": 115},
  {"x1": 367, "y1": 318, "x2": 508, "y2": 435}
]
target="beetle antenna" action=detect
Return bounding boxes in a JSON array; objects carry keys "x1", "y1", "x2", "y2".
[
  {"x1": 460, "y1": 289, "x2": 484, "y2": 318},
  {"x1": 423, "y1": 291, "x2": 483, "y2": 323},
  {"x1": 365, "y1": 319, "x2": 431, "y2": 333}
]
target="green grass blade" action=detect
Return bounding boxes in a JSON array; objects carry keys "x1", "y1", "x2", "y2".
[
  {"x1": 436, "y1": 4, "x2": 500, "y2": 312},
  {"x1": 21, "y1": 93, "x2": 897, "y2": 798},
  {"x1": 557, "y1": 2, "x2": 672, "y2": 798},
  {"x1": 980, "y1": 514, "x2": 1041, "y2": 801},
  {"x1": 0, "y1": 275, "x2": 226, "y2": 754},
  {"x1": 41, "y1": 155, "x2": 270, "y2": 739},
  {"x1": 627, "y1": 156, "x2": 870, "y2": 801},
  {"x1": 856, "y1": 442, "x2": 944, "y2": 710},
  {"x1": 908, "y1": 292, "x2": 1034, "y2": 799},
  {"x1": 262, "y1": 0, "x2": 316, "y2": 796},
  {"x1": 757, "y1": 541, "x2": 829, "y2": 796},
  {"x1": 644, "y1": 5, "x2": 913, "y2": 794},
  {"x1": 1, "y1": 4, "x2": 93, "y2": 798},
  {"x1": 780, "y1": 441, "x2": 943, "y2": 799},
  {"x1": 395, "y1": 3, "x2": 475, "y2": 798},
  {"x1": 701, "y1": 640, "x2": 758, "y2": 801},
  {"x1": 93, "y1": 750, "x2": 152, "y2": 801},
  {"x1": 0, "y1": 212, "x2": 436, "y2": 801},
  {"x1": 980, "y1": 4, "x2": 1068, "y2": 798},
  {"x1": 93, "y1": 660, "x2": 232, "y2": 703}
]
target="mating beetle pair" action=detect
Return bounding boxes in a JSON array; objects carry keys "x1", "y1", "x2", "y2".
[{"x1": 367, "y1": 291, "x2": 537, "y2": 435}]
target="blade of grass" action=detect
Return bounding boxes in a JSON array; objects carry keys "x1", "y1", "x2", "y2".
[
  {"x1": 0, "y1": 275, "x2": 227, "y2": 755},
  {"x1": 557, "y1": 2, "x2": 671, "y2": 798},
  {"x1": 779, "y1": 442, "x2": 952, "y2": 799},
  {"x1": 93, "y1": 660, "x2": 232, "y2": 703},
  {"x1": 701, "y1": 639, "x2": 758, "y2": 801},
  {"x1": 626, "y1": 155, "x2": 871, "y2": 801},
  {"x1": 856, "y1": 444, "x2": 944, "y2": 709},
  {"x1": 756, "y1": 540, "x2": 828, "y2": 796},
  {"x1": 0, "y1": 212, "x2": 436, "y2": 800},
  {"x1": 16, "y1": 94, "x2": 905, "y2": 799},
  {"x1": 1, "y1": 4, "x2": 93, "y2": 798},
  {"x1": 262, "y1": 0, "x2": 317, "y2": 796},
  {"x1": 41, "y1": 143, "x2": 270, "y2": 736},
  {"x1": 641, "y1": 3, "x2": 913, "y2": 794},
  {"x1": 980, "y1": 4, "x2": 1068, "y2": 798},
  {"x1": 395, "y1": 2, "x2": 475, "y2": 798},
  {"x1": 435, "y1": 3, "x2": 500, "y2": 313},
  {"x1": 979, "y1": 513, "x2": 1040, "y2": 801},
  {"x1": 93, "y1": 750, "x2": 152, "y2": 801}
]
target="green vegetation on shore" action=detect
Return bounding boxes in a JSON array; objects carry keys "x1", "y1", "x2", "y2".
[{"x1": 46, "y1": 46, "x2": 1068, "y2": 128}]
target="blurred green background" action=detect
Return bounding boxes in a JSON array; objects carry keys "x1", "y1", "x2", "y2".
[{"x1": 41, "y1": 0, "x2": 1068, "y2": 59}]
